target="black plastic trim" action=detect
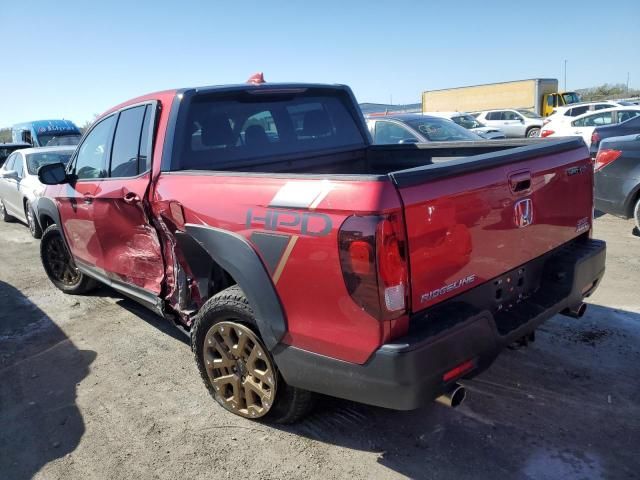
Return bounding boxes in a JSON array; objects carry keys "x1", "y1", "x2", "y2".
[
  {"x1": 75, "y1": 260, "x2": 165, "y2": 317},
  {"x1": 388, "y1": 137, "x2": 587, "y2": 187},
  {"x1": 184, "y1": 224, "x2": 286, "y2": 350},
  {"x1": 273, "y1": 237, "x2": 606, "y2": 410}
]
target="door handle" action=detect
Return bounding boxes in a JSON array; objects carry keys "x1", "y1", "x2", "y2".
[
  {"x1": 509, "y1": 171, "x2": 532, "y2": 193},
  {"x1": 83, "y1": 194, "x2": 94, "y2": 204},
  {"x1": 123, "y1": 192, "x2": 141, "y2": 204}
]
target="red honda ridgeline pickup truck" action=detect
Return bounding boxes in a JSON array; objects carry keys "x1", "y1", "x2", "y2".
[{"x1": 36, "y1": 82, "x2": 606, "y2": 423}]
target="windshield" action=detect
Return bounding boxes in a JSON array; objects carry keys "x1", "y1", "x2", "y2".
[
  {"x1": 26, "y1": 151, "x2": 73, "y2": 175},
  {"x1": 450, "y1": 114, "x2": 485, "y2": 129},
  {"x1": 562, "y1": 92, "x2": 581, "y2": 105},
  {"x1": 517, "y1": 109, "x2": 542, "y2": 119},
  {"x1": 406, "y1": 117, "x2": 480, "y2": 141},
  {"x1": 38, "y1": 133, "x2": 82, "y2": 147},
  {"x1": 0, "y1": 146, "x2": 23, "y2": 165}
]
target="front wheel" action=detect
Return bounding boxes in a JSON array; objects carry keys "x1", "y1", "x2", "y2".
[
  {"x1": 26, "y1": 204, "x2": 42, "y2": 239},
  {"x1": 191, "y1": 285, "x2": 315, "y2": 423},
  {"x1": 527, "y1": 127, "x2": 540, "y2": 138},
  {"x1": 40, "y1": 224, "x2": 97, "y2": 294},
  {"x1": 634, "y1": 198, "x2": 640, "y2": 233},
  {"x1": 0, "y1": 200, "x2": 13, "y2": 222}
]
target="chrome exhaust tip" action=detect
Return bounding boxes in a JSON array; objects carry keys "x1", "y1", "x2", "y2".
[
  {"x1": 435, "y1": 384, "x2": 466, "y2": 408},
  {"x1": 562, "y1": 302, "x2": 587, "y2": 318}
]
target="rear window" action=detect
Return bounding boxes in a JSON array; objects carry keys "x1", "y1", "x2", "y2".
[{"x1": 171, "y1": 89, "x2": 365, "y2": 171}]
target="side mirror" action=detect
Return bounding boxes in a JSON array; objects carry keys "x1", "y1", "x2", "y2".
[
  {"x1": 1, "y1": 170, "x2": 18, "y2": 180},
  {"x1": 38, "y1": 162, "x2": 69, "y2": 185},
  {"x1": 399, "y1": 138, "x2": 420, "y2": 144}
]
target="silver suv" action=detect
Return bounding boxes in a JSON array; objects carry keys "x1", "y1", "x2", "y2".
[{"x1": 473, "y1": 109, "x2": 544, "y2": 138}]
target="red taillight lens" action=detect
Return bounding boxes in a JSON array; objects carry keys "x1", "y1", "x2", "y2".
[
  {"x1": 540, "y1": 129, "x2": 555, "y2": 138},
  {"x1": 591, "y1": 131, "x2": 601, "y2": 146},
  {"x1": 594, "y1": 149, "x2": 622, "y2": 172},
  {"x1": 338, "y1": 213, "x2": 408, "y2": 320}
]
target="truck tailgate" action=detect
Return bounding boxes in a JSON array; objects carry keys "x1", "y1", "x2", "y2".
[{"x1": 389, "y1": 138, "x2": 593, "y2": 313}]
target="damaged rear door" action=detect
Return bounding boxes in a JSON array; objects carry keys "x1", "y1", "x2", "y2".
[{"x1": 91, "y1": 102, "x2": 164, "y2": 294}]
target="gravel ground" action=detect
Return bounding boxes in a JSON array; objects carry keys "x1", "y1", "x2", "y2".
[{"x1": 1, "y1": 215, "x2": 639, "y2": 480}]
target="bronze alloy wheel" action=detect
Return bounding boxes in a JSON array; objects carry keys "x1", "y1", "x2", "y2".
[
  {"x1": 44, "y1": 234, "x2": 81, "y2": 286},
  {"x1": 203, "y1": 321, "x2": 277, "y2": 419}
]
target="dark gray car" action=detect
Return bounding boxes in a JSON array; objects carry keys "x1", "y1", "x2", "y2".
[
  {"x1": 590, "y1": 114, "x2": 640, "y2": 156},
  {"x1": 594, "y1": 134, "x2": 640, "y2": 232}
]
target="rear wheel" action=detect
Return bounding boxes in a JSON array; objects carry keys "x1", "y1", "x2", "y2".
[
  {"x1": 634, "y1": 197, "x2": 640, "y2": 233},
  {"x1": 26, "y1": 203, "x2": 42, "y2": 239},
  {"x1": 192, "y1": 286, "x2": 314, "y2": 423},
  {"x1": 0, "y1": 200, "x2": 13, "y2": 222},
  {"x1": 40, "y1": 224, "x2": 97, "y2": 294},
  {"x1": 526, "y1": 127, "x2": 540, "y2": 138}
]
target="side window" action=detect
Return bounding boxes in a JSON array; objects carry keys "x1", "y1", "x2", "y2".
[
  {"x1": 502, "y1": 111, "x2": 520, "y2": 121},
  {"x1": 110, "y1": 105, "x2": 148, "y2": 178},
  {"x1": 74, "y1": 115, "x2": 116, "y2": 180},
  {"x1": 374, "y1": 121, "x2": 418, "y2": 144},
  {"x1": 574, "y1": 112, "x2": 613, "y2": 127},
  {"x1": 486, "y1": 112, "x2": 500, "y2": 121},
  {"x1": 594, "y1": 104, "x2": 611, "y2": 110},
  {"x1": 138, "y1": 106, "x2": 153, "y2": 173},
  {"x1": 14, "y1": 154, "x2": 24, "y2": 178},
  {"x1": 570, "y1": 106, "x2": 589, "y2": 116},
  {"x1": 547, "y1": 96, "x2": 554, "y2": 107},
  {"x1": 618, "y1": 110, "x2": 640, "y2": 123},
  {"x1": 3, "y1": 153, "x2": 16, "y2": 171}
]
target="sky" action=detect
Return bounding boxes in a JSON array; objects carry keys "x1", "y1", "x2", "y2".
[{"x1": 1, "y1": 0, "x2": 639, "y2": 128}]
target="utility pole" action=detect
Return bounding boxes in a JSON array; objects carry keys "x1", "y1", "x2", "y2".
[
  {"x1": 627, "y1": 72, "x2": 630, "y2": 95},
  {"x1": 563, "y1": 59, "x2": 567, "y2": 91}
]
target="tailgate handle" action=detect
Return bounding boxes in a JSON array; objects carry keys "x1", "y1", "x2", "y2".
[{"x1": 509, "y1": 171, "x2": 531, "y2": 193}]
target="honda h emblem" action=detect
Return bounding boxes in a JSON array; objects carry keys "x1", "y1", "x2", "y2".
[{"x1": 514, "y1": 198, "x2": 533, "y2": 228}]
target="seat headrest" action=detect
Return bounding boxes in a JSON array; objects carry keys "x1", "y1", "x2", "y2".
[
  {"x1": 199, "y1": 114, "x2": 234, "y2": 147},
  {"x1": 244, "y1": 124, "x2": 270, "y2": 147},
  {"x1": 302, "y1": 110, "x2": 332, "y2": 137}
]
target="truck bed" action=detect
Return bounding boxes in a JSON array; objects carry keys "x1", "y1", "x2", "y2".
[{"x1": 189, "y1": 138, "x2": 585, "y2": 180}]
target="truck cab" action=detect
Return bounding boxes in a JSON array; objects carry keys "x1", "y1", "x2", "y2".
[
  {"x1": 542, "y1": 91, "x2": 581, "y2": 117},
  {"x1": 12, "y1": 120, "x2": 82, "y2": 147}
]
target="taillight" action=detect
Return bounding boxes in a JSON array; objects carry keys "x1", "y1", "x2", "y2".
[
  {"x1": 338, "y1": 213, "x2": 408, "y2": 320},
  {"x1": 591, "y1": 131, "x2": 601, "y2": 146},
  {"x1": 594, "y1": 149, "x2": 622, "y2": 172},
  {"x1": 540, "y1": 129, "x2": 555, "y2": 138}
]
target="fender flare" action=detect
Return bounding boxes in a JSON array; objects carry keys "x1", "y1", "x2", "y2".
[
  {"x1": 183, "y1": 224, "x2": 286, "y2": 350},
  {"x1": 36, "y1": 196, "x2": 61, "y2": 228}
]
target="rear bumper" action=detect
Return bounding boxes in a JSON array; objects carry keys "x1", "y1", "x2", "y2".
[{"x1": 274, "y1": 237, "x2": 606, "y2": 410}]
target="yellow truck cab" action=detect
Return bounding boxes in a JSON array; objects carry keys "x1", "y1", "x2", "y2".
[{"x1": 543, "y1": 91, "x2": 582, "y2": 116}]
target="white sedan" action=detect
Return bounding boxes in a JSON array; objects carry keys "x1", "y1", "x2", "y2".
[
  {"x1": 0, "y1": 146, "x2": 75, "y2": 237},
  {"x1": 539, "y1": 106, "x2": 640, "y2": 149}
]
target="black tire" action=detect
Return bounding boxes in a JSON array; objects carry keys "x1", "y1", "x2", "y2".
[
  {"x1": 634, "y1": 197, "x2": 640, "y2": 233},
  {"x1": 40, "y1": 224, "x2": 97, "y2": 294},
  {"x1": 526, "y1": 127, "x2": 540, "y2": 138},
  {"x1": 191, "y1": 285, "x2": 315, "y2": 423},
  {"x1": 26, "y1": 203, "x2": 42, "y2": 239},
  {"x1": 0, "y1": 200, "x2": 13, "y2": 222}
]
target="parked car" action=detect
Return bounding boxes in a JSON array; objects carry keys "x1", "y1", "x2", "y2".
[
  {"x1": 540, "y1": 106, "x2": 640, "y2": 150},
  {"x1": 35, "y1": 81, "x2": 604, "y2": 423},
  {"x1": 0, "y1": 143, "x2": 30, "y2": 167},
  {"x1": 594, "y1": 134, "x2": 640, "y2": 231},
  {"x1": 472, "y1": 109, "x2": 543, "y2": 138},
  {"x1": 425, "y1": 112, "x2": 506, "y2": 139},
  {"x1": 0, "y1": 146, "x2": 74, "y2": 237},
  {"x1": 545, "y1": 100, "x2": 634, "y2": 125},
  {"x1": 589, "y1": 113, "x2": 640, "y2": 156},
  {"x1": 365, "y1": 114, "x2": 483, "y2": 144}
]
